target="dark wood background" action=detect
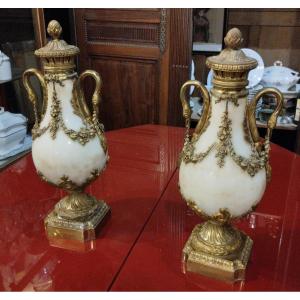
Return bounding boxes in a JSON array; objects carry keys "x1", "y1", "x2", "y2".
[
  {"x1": 227, "y1": 9, "x2": 300, "y2": 71},
  {"x1": 74, "y1": 8, "x2": 192, "y2": 130},
  {"x1": 0, "y1": 8, "x2": 299, "y2": 152}
]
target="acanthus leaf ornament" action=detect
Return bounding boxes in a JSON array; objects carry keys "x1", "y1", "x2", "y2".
[
  {"x1": 23, "y1": 20, "x2": 110, "y2": 243},
  {"x1": 178, "y1": 28, "x2": 283, "y2": 281}
]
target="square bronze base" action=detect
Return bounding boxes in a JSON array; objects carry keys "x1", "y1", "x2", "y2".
[
  {"x1": 44, "y1": 200, "x2": 110, "y2": 242},
  {"x1": 182, "y1": 224, "x2": 253, "y2": 282}
]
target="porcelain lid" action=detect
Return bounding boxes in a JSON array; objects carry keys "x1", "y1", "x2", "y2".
[
  {"x1": 35, "y1": 20, "x2": 79, "y2": 58},
  {"x1": 206, "y1": 28, "x2": 257, "y2": 72}
]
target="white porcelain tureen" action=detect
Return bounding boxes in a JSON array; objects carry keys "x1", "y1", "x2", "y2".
[{"x1": 261, "y1": 61, "x2": 300, "y2": 91}]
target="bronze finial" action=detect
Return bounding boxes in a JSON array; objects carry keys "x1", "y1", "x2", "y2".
[
  {"x1": 224, "y1": 27, "x2": 243, "y2": 50},
  {"x1": 47, "y1": 20, "x2": 62, "y2": 40}
]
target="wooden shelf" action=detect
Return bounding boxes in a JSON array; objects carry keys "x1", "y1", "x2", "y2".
[
  {"x1": 192, "y1": 42, "x2": 222, "y2": 52},
  {"x1": 256, "y1": 120, "x2": 297, "y2": 131}
]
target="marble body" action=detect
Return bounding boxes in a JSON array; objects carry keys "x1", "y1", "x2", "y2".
[
  {"x1": 32, "y1": 77, "x2": 107, "y2": 186},
  {"x1": 179, "y1": 96, "x2": 266, "y2": 217}
]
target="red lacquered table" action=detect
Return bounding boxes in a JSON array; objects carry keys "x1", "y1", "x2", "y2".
[{"x1": 0, "y1": 125, "x2": 299, "y2": 291}]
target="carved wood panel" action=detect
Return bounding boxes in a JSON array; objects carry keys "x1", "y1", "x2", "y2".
[
  {"x1": 86, "y1": 21, "x2": 160, "y2": 46},
  {"x1": 91, "y1": 57, "x2": 159, "y2": 130},
  {"x1": 74, "y1": 8, "x2": 169, "y2": 130},
  {"x1": 228, "y1": 9, "x2": 300, "y2": 70},
  {"x1": 167, "y1": 9, "x2": 193, "y2": 126}
]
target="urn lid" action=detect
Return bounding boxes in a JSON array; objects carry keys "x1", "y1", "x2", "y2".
[
  {"x1": 34, "y1": 20, "x2": 79, "y2": 73},
  {"x1": 206, "y1": 28, "x2": 257, "y2": 72},
  {"x1": 35, "y1": 20, "x2": 79, "y2": 58},
  {"x1": 206, "y1": 28, "x2": 258, "y2": 89}
]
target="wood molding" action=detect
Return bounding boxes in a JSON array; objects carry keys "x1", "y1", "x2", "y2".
[
  {"x1": 31, "y1": 8, "x2": 47, "y2": 49},
  {"x1": 74, "y1": 8, "x2": 170, "y2": 129},
  {"x1": 167, "y1": 8, "x2": 193, "y2": 126},
  {"x1": 158, "y1": 9, "x2": 170, "y2": 124}
]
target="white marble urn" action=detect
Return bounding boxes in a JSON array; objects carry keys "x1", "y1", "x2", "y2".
[
  {"x1": 22, "y1": 20, "x2": 109, "y2": 242},
  {"x1": 180, "y1": 28, "x2": 283, "y2": 281}
]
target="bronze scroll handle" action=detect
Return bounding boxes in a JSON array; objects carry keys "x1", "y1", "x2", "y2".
[
  {"x1": 180, "y1": 80, "x2": 211, "y2": 138},
  {"x1": 77, "y1": 70, "x2": 102, "y2": 125},
  {"x1": 22, "y1": 68, "x2": 47, "y2": 125},
  {"x1": 247, "y1": 87, "x2": 283, "y2": 152}
]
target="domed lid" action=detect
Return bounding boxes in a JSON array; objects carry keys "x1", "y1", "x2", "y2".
[
  {"x1": 35, "y1": 20, "x2": 79, "y2": 58},
  {"x1": 206, "y1": 28, "x2": 257, "y2": 72}
]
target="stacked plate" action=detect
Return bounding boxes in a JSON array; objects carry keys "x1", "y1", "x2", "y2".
[
  {"x1": 280, "y1": 84, "x2": 300, "y2": 108},
  {"x1": 0, "y1": 107, "x2": 31, "y2": 160}
]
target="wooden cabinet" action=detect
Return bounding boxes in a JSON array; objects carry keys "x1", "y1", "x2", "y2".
[
  {"x1": 74, "y1": 9, "x2": 167, "y2": 130},
  {"x1": 74, "y1": 8, "x2": 193, "y2": 130}
]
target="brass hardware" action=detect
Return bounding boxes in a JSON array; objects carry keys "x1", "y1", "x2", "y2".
[
  {"x1": 37, "y1": 168, "x2": 105, "y2": 192},
  {"x1": 182, "y1": 223, "x2": 253, "y2": 282},
  {"x1": 45, "y1": 196, "x2": 109, "y2": 242},
  {"x1": 247, "y1": 87, "x2": 284, "y2": 150},
  {"x1": 35, "y1": 20, "x2": 79, "y2": 72},
  {"x1": 78, "y1": 70, "x2": 102, "y2": 125},
  {"x1": 247, "y1": 87, "x2": 283, "y2": 181},
  {"x1": 206, "y1": 28, "x2": 257, "y2": 90},
  {"x1": 22, "y1": 68, "x2": 47, "y2": 126},
  {"x1": 159, "y1": 8, "x2": 167, "y2": 53},
  {"x1": 180, "y1": 80, "x2": 211, "y2": 138},
  {"x1": 179, "y1": 80, "x2": 213, "y2": 165}
]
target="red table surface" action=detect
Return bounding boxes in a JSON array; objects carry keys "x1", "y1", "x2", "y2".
[
  {"x1": 0, "y1": 125, "x2": 183, "y2": 291},
  {"x1": 0, "y1": 124, "x2": 300, "y2": 291},
  {"x1": 111, "y1": 137, "x2": 300, "y2": 291}
]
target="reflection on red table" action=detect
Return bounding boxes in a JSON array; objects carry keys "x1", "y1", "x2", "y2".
[
  {"x1": 0, "y1": 125, "x2": 299, "y2": 291},
  {"x1": 110, "y1": 132, "x2": 300, "y2": 291},
  {"x1": 0, "y1": 125, "x2": 183, "y2": 291}
]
